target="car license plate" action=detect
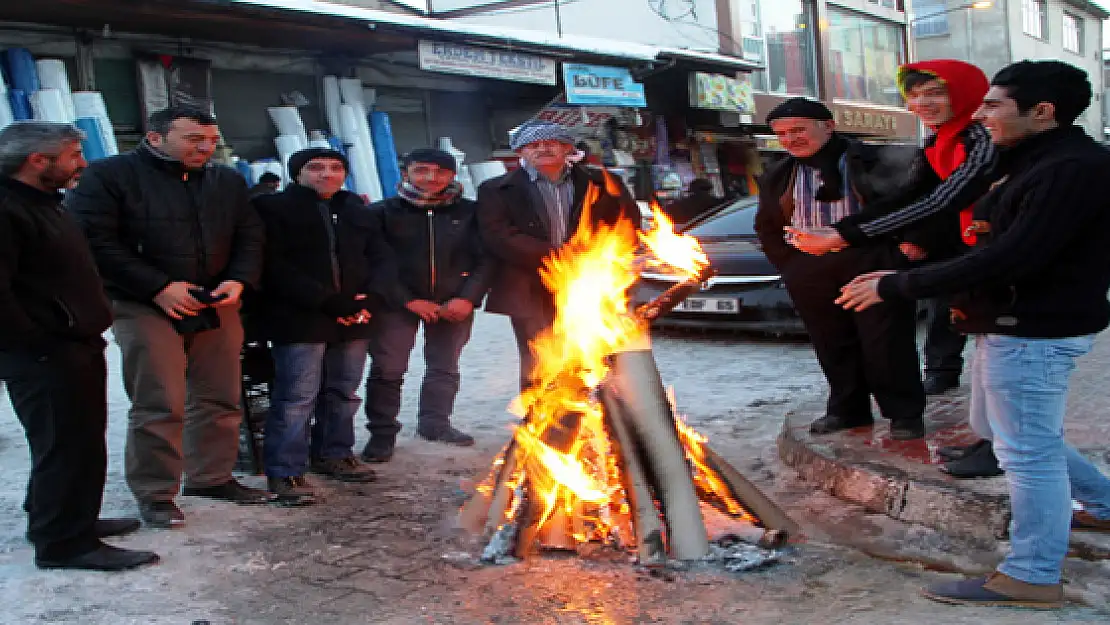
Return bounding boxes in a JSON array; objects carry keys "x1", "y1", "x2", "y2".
[{"x1": 674, "y1": 297, "x2": 740, "y2": 314}]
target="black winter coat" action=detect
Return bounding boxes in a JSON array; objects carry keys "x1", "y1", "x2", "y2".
[
  {"x1": 0, "y1": 176, "x2": 112, "y2": 352},
  {"x1": 369, "y1": 194, "x2": 490, "y2": 309},
  {"x1": 477, "y1": 165, "x2": 639, "y2": 319},
  {"x1": 252, "y1": 185, "x2": 383, "y2": 343},
  {"x1": 754, "y1": 136, "x2": 947, "y2": 272},
  {"x1": 66, "y1": 142, "x2": 265, "y2": 303}
]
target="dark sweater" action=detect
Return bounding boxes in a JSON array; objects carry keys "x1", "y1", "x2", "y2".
[
  {"x1": 0, "y1": 176, "x2": 112, "y2": 351},
  {"x1": 878, "y1": 126, "x2": 1110, "y2": 338}
]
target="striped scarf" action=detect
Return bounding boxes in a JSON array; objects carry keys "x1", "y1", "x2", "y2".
[
  {"x1": 396, "y1": 180, "x2": 463, "y2": 207},
  {"x1": 790, "y1": 156, "x2": 861, "y2": 230}
]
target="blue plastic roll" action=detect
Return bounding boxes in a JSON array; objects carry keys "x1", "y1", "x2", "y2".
[
  {"x1": 74, "y1": 117, "x2": 107, "y2": 162},
  {"x1": 8, "y1": 89, "x2": 31, "y2": 121},
  {"x1": 2, "y1": 48, "x2": 39, "y2": 94},
  {"x1": 235, "y1": 159, "x2": 252, "y2": 181},
  {"x1": 327, "y1": 135, "x2": 356, "y2": 192},
  {"x1": 370, "y1": 111, "x2": 401, "y2": 199}
]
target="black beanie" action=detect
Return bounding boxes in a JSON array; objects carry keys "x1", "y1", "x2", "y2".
[
  {"x1": 765, "y1": 97, "x2": 834, "y2": 125},
  {"x1": 288, "y1": 148, "x2": 349, "y2": 181},
  {"x1": 402, "y1": 148, "x2": 457, "y2": 173}
]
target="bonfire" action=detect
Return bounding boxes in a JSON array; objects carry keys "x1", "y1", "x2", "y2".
[{"x1": 460, "y1": 175, "x2": 797, "y2": 569}]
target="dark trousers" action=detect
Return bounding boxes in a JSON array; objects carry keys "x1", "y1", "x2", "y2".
[
  {"x1": 0, "y1": 340, "x2": 108, "y2": 559},
  {"x1": 923, "y1": 296, "x2": 967, "y2": 379},
  {"x1": 782, "y1": 248, "x2": 925, "y2": 424},
  {"x1": 364, "y1": 310, "x2": 474, "y2": 440},
  {"x1": 510, "y1": 312, "x2": 555, "y2": 393}
]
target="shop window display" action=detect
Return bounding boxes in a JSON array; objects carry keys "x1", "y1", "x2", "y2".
[
  {"x1": 762, "y1": 0, "x2": 818, "y2": 97},
  {"x1": 827, "y1": 8, "x2": 906, "y2": 107}
]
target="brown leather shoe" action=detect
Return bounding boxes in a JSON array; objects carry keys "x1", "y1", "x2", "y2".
[
  {"x1": 1072, "y1": 509, "x2": 1110, "y2": 533},
  {"x1": 923, "y1": 571, "x2": 1063, "y2": 609}
]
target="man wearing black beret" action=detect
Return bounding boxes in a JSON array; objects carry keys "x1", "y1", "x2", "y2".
[{"x1": 754, "y1": 98, "x2": 930, "y2": 440}]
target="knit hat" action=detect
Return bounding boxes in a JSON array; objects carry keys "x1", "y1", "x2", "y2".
[
  {"x1": 288, "y1": 148, "x2": 349, "y2": 181},
  {"x1": 402, "y1": 148, "x2": 457, "y2": 172},
  {"x1": 509, "y1": 121, "x2": 576, "y2": 151},
  {"x1": 764, "y1": 97, "x2": 834, "y2": 125}
]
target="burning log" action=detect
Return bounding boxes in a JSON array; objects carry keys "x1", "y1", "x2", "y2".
[
  {"x1": 599, "y1": 386, "x2": 667, "y2": 567},
  {"x1": 703, "y1": 446, "x2": 800, "y2": 538},
  {"x1": 635, "y1": 265, "x2": 716, "y2": 322},
  {"x1": 608, "y1": 335, "x2": 710, "y2": 561}
]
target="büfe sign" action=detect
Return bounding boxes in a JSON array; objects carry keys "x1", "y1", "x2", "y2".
[
  {"x1": 563, "y1": 63, "x2": 647, "y2": 108},
  {"x1": 418, "y1": 40, "x2": 557, "y2": 85}
]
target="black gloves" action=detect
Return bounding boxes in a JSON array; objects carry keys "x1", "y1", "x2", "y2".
[{"x1": 321, "y1": 294, "x2": 367, "y2": 318}]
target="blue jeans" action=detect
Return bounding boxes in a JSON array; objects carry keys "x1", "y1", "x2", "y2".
[
  {"x1": 265, "y1": 340, "x2": 369, "y2": 478},
  {"x1": 975, "y1": 334, "x2": 1110, "y2": 584},
  {"x1": 364, "y1": 310, "x2": 474, "y2": 440}
]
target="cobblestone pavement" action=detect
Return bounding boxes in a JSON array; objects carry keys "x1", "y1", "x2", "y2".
[{"x1": 1, "y1": 314, "x2": 1107, "y2": 624}]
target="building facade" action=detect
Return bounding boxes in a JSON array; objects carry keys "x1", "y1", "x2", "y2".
[{"x1": 912, "y1": 0, "x2": 1106, "y2": 138}]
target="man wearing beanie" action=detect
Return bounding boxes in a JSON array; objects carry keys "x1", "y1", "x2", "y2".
[
  {"x1": 753, "y1": 98, "x2": 927, "y2": 440},
  {"x1": 68, "y1": 105, "x2": 271, "y2": 528},
  {"x1": 478, "y1": 121, "x2": 638, "y2": 392},
  {"x1": 252, "y1": 147, "x2": 380, "y2": 502},
  {"x1": 360, "y1": 148, "x2": 491, "y2": 462}
]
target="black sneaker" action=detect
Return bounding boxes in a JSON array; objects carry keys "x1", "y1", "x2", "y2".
[
  {"x1": 36, "y1": 542, "x2": 160, "y2": 572},
  {"x1": 139, "y1": 501, "x2": 186, "y2": 529},
  {"x1": 183, "y1": 479, "x2": 275, "y2": 504},
  {"x1": 418, "y1": 425, "x2": 475, "y2": 447},
  {"x1": 361, "y1": 437, "x2": 395, "y2": 463},
  {"x1": 941, "y1": 441, "x2": 1003, "y2": 478},
  {"x1": 923, "y1": 374, "x2": 960, "y2": 396},
  {"x1": 890, "y1": 419, "x2": 926, "y2": 441},
  {"x1": 310, "y1": 456, "x2": 378, "y2": 483},
  {"x1": 938, "y1": 439, "x2": 989, "y2": 461},
  {"x1": 267, "y1": 475, "x2": 317, "y2": 506}
]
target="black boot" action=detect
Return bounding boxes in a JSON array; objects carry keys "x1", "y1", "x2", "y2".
[
  {"x1": 418, "y1": 425, "x2": 475, "y2": 447},
  {"x1": 361, "y1": 437, "x2": 396, "y2": 463},
  {"x1": 937, "y1": 439, "x2": 989, "y2": 461},
  {"x1": 923, "y1": 373, "x2": 960, "y2": 396},
  {"x1": 941, "y1": 441, "x2": 1003, "y2": 478},
  {"x1": 890, "y1": 419, "x2": 926, "y2": 441},
  {"x1": 36, "y1": 541, "x2": 160, "y2": 571},
  {"x1": 809, "y1": 414, "x2": 873, "y2": 435}
]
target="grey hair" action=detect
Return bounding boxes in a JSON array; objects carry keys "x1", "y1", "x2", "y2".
[{"x1": 0, "y1": 121, "x2": 85, "y2": 176}]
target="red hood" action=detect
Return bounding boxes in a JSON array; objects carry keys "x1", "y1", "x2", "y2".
[{"x1": 898, "y1": 59, "x2": 988, "y2": 134}]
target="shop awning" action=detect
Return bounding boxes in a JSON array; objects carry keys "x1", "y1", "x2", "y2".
[{"x1": 230, "y1": 0, "x2": 762, "y2": 73}]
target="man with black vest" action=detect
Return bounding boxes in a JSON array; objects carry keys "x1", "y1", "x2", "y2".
[
  {"x1": 753, "y1": 97, "x2": 931, "y2": 440},
  {"x1": 0, "y1": 121, "x2": 158, "y2": 570}
]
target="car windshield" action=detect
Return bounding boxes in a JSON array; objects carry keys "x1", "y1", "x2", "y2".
[{"x1": 684, "y1": 198, "x2": 758, "y2": 240}]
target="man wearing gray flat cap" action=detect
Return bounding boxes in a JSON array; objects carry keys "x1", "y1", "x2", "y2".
[{"x1": 477, "y1": 121, "x2": 639, "y2": 392}]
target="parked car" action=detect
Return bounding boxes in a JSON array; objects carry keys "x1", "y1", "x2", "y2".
[{"x1": 632, "y1": 196, "x2": 806, "y2": 336}]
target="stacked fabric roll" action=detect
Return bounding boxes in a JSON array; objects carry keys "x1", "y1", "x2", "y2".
[
  {"x1": 0, "y1": 71, "x2": 14, "y2": 130},
  {"x1": 74, "y1": 117, "x2": 108, "y2": 161},
  {"x1": 2, "y1": 48, "x2": 36, "y2": 122},
  {"x1": 30, "y1": 89, "x2": 70, "y2": 123},
  {"x1": 370, "y1": 111, "x2": 401, "y2": 198},
  {"x1": 35, "y1": 59, "x2": 75, "y2": 122},
  {"x1": 335, "y1": 77, "x2": 383, "y2": 202},
  {"x1": 72, "y1": 92, "x2": 119, "y2": 156}
]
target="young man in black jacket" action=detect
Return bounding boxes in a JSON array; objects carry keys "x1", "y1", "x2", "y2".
[
  {"x1": 361, "y1": 149, "x2": 491, "y2": 462},
  {"x1": 840, "y1": 60, "x2": 1110, "y2": 609},
  {"x1": 67, "y1": 105, "x2": 271, "y2": 528},
  {"x1": 253, "y1": 148, "x2": 379, "y2": 501},
  {"x1": 754, "y1": 98, "x2": 929, "y2": 440},
  {"x1": 0, "y1": 122, "x2": 158, "y2": 571}
]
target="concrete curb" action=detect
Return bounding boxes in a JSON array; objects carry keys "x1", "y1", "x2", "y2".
[{"x1": 777, "y1": 402, "x2": 1011, "y2": 545}]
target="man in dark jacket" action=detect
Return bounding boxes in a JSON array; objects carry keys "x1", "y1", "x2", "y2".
[
  {"x1": 248, "y1": 172, "x2": 281, "y2": 199},
  {"x1": 0, "y1": 122, "x2": 158, "y2": 570},
  {"x1": 839, "y1": 60, "x2": 1110, "y2": 609},
  {"x1": 477, "y1": 121, "x2": 639, "y2": 392},
  {"x1": 361, "y1": 148, "x2": 490, "y2": 462},
  {"x1": 253, "y1": 148, "x2": 379, "y2": 501},
  {"x1": 68, "y1": 105, "x2": 271, "y2": 529},
  {"x1": 753, "y1": 97, "x2": 927, "y2": 440}
]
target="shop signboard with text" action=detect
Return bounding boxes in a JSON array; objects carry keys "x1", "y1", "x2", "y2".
[
  {"x1": 562, "y1": 63, "x2": 646, "y2": 108},
  {"x1": 418, "y1": 40, "x2": 557, "y2": 85}
]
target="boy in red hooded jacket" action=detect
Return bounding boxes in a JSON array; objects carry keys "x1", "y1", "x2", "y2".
[{"x1": 791, "y1": 60, "x2": 1001, "y2": 476}]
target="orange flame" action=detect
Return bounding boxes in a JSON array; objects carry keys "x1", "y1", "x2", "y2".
[{"x1": 487, "y1": 173, "x2": 746, "y2": 547}]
